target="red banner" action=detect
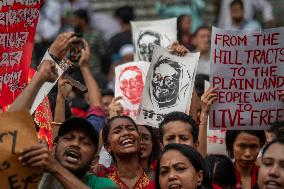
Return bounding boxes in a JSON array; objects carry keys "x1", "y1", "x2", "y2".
[{"x1": 0, "y1": 1, "x2": 41, "y2": 107}]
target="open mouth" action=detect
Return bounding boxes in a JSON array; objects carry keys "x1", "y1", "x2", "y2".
[
  {"x1": 120, "y1": 138, "x2": 135, "y2": 147},
  {"x1": 265, "y1": 180, "x2": 281, "y2": 189},
  {"x1": 64, "y1": 149, "x2": 81, "y2": 163},
  {"x1": 169, "y1": 184, "x2": 182, "y2": 189}
]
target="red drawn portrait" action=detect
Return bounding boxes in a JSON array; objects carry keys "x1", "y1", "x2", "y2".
[{"x1": 119, "y1": 66, "x2": 144, "y2": 105}]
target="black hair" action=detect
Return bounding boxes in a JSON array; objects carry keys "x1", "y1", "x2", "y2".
[
  {"x1": 139, "y1": 125, "x2": 160, "y2": 167},
  {"x1": 225, "y1": 130, "x2": 266, "y2": 158},
  {"x1": 262, "y1": 136, "x2": 284, "y2": 158},
  {"x1": 74, "y1": 9, "x2": 90, "y2": 24},
  {"x1": 102, "y1": 115, "x2": 137, "y2": 146},
  {"x1": 155, "y1": 144, "x2": 212, "y2": 189},
  {"x1": 177, "y1": 14, "x2": 190, "y2": 42},
  {"x1": 230, "y1": 0, "x2": 244, "y2": 9},
  {"x1": 159, "y1": 111, "x2": 199, "y2": 143},
  {"x1": 138, "y1": 31, "x2": 161, "y2": 46},
  {"x1": 194, "y1": 74, "x2": 209, "y2": 97},
  {"x1": 267, "y1": 121, "x2": 284, "y2": 139},
  {"x1": 101, "y1": 89, "x2": 114, "y2": 97},
  {"x1": 204, "y1": 154, "x2": 236, "y2": 188},
  {"x1": 192, "y1": 26, "x2": 211, "y2": 38},
  {"x1": 114, "y1": 6, "x2": 135, "y2": 24}
]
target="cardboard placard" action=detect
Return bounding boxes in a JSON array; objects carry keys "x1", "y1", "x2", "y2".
[
  {"x1": 210, "y1": 27, "x2": 284, "y2": 129},
  {"x1": 0, "y1": 111, "x2": 42, "y2": 189}
]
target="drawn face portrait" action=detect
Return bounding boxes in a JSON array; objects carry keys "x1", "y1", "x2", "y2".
[
  {"x1": 137, "y1": 31, "x2": 161, "y2": 62},
  {"x1": 119, "y1": 66, "x2": 144, "y2": 104},
  {"x1": 151, "y1": 58, "x2": 181, "y2": 108}
]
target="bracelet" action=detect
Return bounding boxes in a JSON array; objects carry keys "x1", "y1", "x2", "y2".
[
  {"x1": 48, "y1": 50, "x2": 61, "y2": 63},
  {"x1": 52, "y1": 121, "x2": 62, "y2": 126}
]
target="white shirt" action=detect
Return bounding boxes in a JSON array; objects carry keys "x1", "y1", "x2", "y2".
[
  {"x1": 36, "y1": 0, "x2": 61, "y2": 41},
  {"x1": 218, "y1": 0, "x2": 274, "y2": 28}
]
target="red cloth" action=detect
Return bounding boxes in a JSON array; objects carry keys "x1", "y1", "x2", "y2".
[
  {"x1": 144, "y1": 181, "x2": 155, "y2": 189},
  {"x1": 235, "y1": 163, "x2": 259, "y2": 189},
  {"x1": 108, "y1": 171, "x2": 151, "y2": 189},
  {"x1": 71, "y1": 107, "x2": 87, "y2": 117}
]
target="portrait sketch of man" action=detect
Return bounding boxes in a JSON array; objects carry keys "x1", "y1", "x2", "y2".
[
  {"x1": 150, "y1": 56, "x2": 181, "y2": 108},
  {"x1": 136, "y1": 46, "x2": 200, "y2": 127},
  {"x1": 115, "y1": 61, "x2": 150, "y2": 120},
  {"x1": 131, "y1": 18, "x2": 177, "y2": 62},
  {"x1": 137, "y1": 30, "x2": 162, "y2": 62},
  {"x1": 118, "y1": 65, "x2": 144, "y2": 105}
]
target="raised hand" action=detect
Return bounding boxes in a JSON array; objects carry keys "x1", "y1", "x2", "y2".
[
  {"x1": 37, "y1": 60, "x2": 59, "y2": 83},
  {"x1": 49, "y1": 32, "x2": 75, "y2": 60},
  {"x1": 108, "y1": 96, "x2": 123, "y2": 118},
  {"x1": 200, "y1": 87, "x2": 218, "y2": 125},
  {"x1": 169, "y1": 41, "x2": 189, "y2": 56},
  {"x1": 79, "y1": 39, "x2": 91, "y2": 68},
  {"x1": 57, "y1": 76, "x2": 73, "y2": 100}
]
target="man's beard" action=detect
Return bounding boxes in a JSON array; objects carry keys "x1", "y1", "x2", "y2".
[{"x1": 54, "y1": 147, "x2": 92, "y2": 178}]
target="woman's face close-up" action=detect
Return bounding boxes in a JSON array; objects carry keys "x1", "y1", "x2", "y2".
[
  {"x1": 233, "y1": 132, "x2": 260, "y2": 169},
  {"x1": 138, "y1": 125, "x2": 153, "y2": 159},
  {"x1": 159, "y1": 149, "x2": 203, "y2": 189},
  {"x1": 107, "y1": 118, "x2": 140, "y2": 157}
]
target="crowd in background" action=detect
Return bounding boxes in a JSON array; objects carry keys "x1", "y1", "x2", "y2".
[{"x1": 3, "y1": 0, "x2": 284, "y2": 189}]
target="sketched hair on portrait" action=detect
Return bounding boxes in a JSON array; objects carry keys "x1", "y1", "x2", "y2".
[
  {"x1": 150, "y1": 56, "x2": 181, "y2": 109},
  {"x1": 137, "y1": 30, "x2": 162, "y2": 62}
]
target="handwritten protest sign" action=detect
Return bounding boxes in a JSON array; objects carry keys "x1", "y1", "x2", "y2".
[
  {"x1": 0, "y1": 111, "x2": 42, "y2": 189},
  {"x1": 0, "y1": 1, "x2": 41, "y2": 107},
  {"x1": 115, "y1": 61, "x2": 150, "y2": 120},
  {"x1": 210, "y1": 27, "x2": 284, "y2": 129},
  {"x1": 131, "y1": 18, "x2": 177, "y2": 62},
  {"x1": 137, "y1": 45, "x2": 200, "y2": 127}
]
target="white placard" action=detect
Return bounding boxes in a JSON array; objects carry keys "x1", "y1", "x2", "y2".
[
  {"x1": 136, "y1": 45, "x2": 200, "y2": 127},
  {"x1": 115, "y1": 61, "x2": 150, "y2": 120},
  {"x1": 131, "y1": 18, "x2": 177, "y2": 62}
]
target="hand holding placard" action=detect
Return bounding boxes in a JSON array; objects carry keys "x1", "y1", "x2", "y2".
[{"x1": 0, "y1": 111, "x2": 42, "y2": 189}]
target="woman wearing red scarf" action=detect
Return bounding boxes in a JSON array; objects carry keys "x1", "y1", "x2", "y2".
[{"x1": 226, "y1": 130, "x2": 265, "y2": 189}]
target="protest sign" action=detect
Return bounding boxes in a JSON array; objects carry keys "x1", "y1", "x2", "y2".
[
  {"x1": 131, "y1": 18, "x2": 177, "y2": 62},
  {"x1": 115, "y1": 61, "x2": 150, "y2": 119},
  {"x1": 0, "y1": 1, "x2": 41, "y2": 107},
  {"x1": 136, "y1": 45, "x2": 200, "y2": 127},
  {"x1": 0, "y1": 111, "x2": 42, "y2": 189},
  {"x1": 30, "y1": 51, "x2": 66, "y2": 113},
  {"x1": 210, "y1": 27, "x2": 284, "y2": 129}
]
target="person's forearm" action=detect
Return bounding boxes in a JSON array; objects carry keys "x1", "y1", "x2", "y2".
[
  {"x1": 52, "y1": 163, "x2": 91, "y2": 189},
  {"x1": 198, "y1": 112, "x2": 208, "y2": 157},
  {"x1": 53, "y1": 96, "x2": 66, "y2": 139},
  {"x1": 8, "y1": 74, "x2": 44, "y2": 112},
  {"x1": 80, "y1": 66, "x2": 102, "y2": 107}
]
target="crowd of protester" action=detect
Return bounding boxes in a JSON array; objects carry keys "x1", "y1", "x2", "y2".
[{"x1": 3, "y1": 0, "x2": 284, "y2": 188}]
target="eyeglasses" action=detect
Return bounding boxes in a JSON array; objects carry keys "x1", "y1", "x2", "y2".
[{"x1": 140, "y1": 134, "x2": 152, "y2": 144}]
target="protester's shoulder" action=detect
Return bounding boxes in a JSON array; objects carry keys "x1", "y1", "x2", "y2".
[{"x1": 84, "y1": 174, "x2": 118, "y2": 189}]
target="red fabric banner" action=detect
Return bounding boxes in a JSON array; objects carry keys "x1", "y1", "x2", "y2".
[{"x1": 0, "y1": 1, "x2": 41, "y2": 107}]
